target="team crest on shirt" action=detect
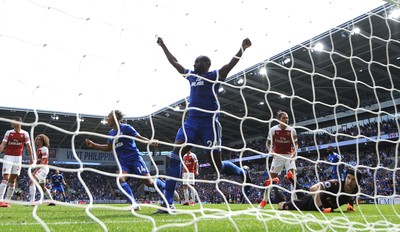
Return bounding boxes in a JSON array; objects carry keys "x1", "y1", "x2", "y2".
[{"x1": 191, "y1": 77, "x2": 205, "y2": 87}]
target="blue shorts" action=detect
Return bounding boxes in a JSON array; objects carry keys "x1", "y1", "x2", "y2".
[
  {"x1": 52, "y1": 186, "x2": 64, "y2": 193},
  {"x1": 175, "y1": 117, "x2": 222, "y2": 153},
  {"x1": 120, "y1": 155, "x2": 149, "y2": 175}
]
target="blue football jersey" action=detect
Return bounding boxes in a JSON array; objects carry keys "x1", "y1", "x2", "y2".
[
  {"x1": 327, "y1": 152, "x2": 342, "y2": 178},
  {"x1": 327, "y1": 152, "x2": 340, "y2": 163},
  {"x1": 185, "y1": 69, "x2": 220, "y2": 118},
  {"x1": 107, "y1": 124, "x2": 140, "y2": 161},
  {"x1": 51, "y1": 174, "x2": 64, "y2": 187}
]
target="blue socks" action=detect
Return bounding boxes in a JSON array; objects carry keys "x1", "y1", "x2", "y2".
[
  {"x1": 221, "y1": 161, "x2": 244, "y2": 176},
  {"x1": 121, "y1": 182, "x2": 135, "y2": 204},
  {"x1": 164, "y1": 152, "x2": 182, "y2": 205}
]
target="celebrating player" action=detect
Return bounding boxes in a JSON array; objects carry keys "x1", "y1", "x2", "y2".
[
  {"x1": 278, "y1": 167, "x2": 362, "y2": 212},
  {"x1": 155, "y1": 37, "x2": 252, "y2": 213},
  {"x1": 85, "y1": 110, "x2": 166, "y2": 211},
  {"x1": 0, "y1": 116, "x2": 33, "y2": 207},
  {"x1": 259, "y1": 110, "x2": 304, "y2": 209},
  {"x1": 326, "y1": 146, "x2": 343, "y2": 179},
  {"x1": 182, "y1": 151, "x2": 199, "y2": 205},
  {"x1": 51, "y1": 169, "x2": 68, "y2": 202},
  {"x1": 28, "y1": 134, "x2": 55, "y2": 206}
]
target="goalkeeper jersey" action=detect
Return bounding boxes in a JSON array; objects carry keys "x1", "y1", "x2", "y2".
[{"x1": 320, "y1": 179, "x2": 356, "y2": 209}]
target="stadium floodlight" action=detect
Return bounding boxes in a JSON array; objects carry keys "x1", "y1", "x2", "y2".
[
  {"x1": 351, "y1": 27, "x2": 361, "y2": 34},
  {"x1": 388, "y1": 8, "x2": 400, "y2": 19},
  {"x1": 51, "y1": 114, "x2": 59, "y2": 120},
  {"x1": 280, "y1": 57, "x2": 291, "y2": 65},
  {"x1": 258, "y1": 67, "x2": 267, "y2": 76},
  {"x1": 236, "y1": 77, "x2": 244, "y2": 85},
  {"x1": 312, "y1": 42, "x2": 324, "y2": 52}
]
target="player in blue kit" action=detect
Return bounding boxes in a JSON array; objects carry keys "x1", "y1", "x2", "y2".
[
  {"x1": 155, "y1": 37, "x2": 252, "y2": 213},
  {"x1": 326, "y1": 146, "x2": 343, "y2": 179},
  {"x1": 51, "y1": 169, "x2": 67, "y2": 202},
  {"x1": 85, "y1": 110, "x2": 167, "y2": 211}
]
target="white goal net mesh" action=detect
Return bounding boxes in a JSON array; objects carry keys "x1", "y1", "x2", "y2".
[{"x1": 0, "y1": 0, "x2": 399, "y2": 231}]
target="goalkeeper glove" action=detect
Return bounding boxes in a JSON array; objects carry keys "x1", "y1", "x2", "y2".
[
  {"x1": 347, "y1": 203, "x2": 355, "y2": 212},
  {"x1": 322, "y1": 208, "x2": 333, "y2": 213}
]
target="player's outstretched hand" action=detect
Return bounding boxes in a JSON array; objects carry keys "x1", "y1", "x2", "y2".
[
  {"x1": 157, "y1": 37, "x2": 165, "y2": 47},
  {"x1": 150, "y1": 139, "x2": 159, "y2": 147},
  {"x1": 347, "y1": 203, "x2": 355, "y2": 212},
  {"x1": 85, "y1": 139, "x2": 93, "y2": 148},
  {"x1": 242, "y1": 38, "x2": 252, "y2": 50}
]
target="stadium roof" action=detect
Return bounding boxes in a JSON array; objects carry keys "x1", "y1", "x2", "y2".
[{"x1": 0, "y1": 3, "x2": 399, "y2": 151}]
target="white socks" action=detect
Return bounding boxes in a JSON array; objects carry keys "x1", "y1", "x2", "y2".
[
  {"x1": 30, "y1": 185, "x2": 54, "y2": 202},
  {"x1": 5, "y1": 184, "x2": 15, "y2": 200},
  {"x1": 29, "y1": 185, "x2": 36, "y2": 202},
  {"x1": 0, "y1": 182, "x2": 7, "y2": 201},
  {"x1": 44, "y1": 189, "x2": 53, "y2": 201},
  {"x1": 184, "y1": 188, "x2": 189, "y2": 202}
]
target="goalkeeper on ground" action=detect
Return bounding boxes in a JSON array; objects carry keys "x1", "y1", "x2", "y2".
[{"x1": 278, "y1": 167, "x2": 362, "y2": 213}]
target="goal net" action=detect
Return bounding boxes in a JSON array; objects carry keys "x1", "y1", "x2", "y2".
[{"x1": 0, "y1": 0, "x2": 399, "y2": 231}]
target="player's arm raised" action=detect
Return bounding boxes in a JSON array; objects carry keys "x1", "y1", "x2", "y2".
[
  {"x1": 219, "y1": 38, "x2": 252, "y2": 79},
  {"x1": 157, "y1": 37, "x2": 185, "y2": 74}
]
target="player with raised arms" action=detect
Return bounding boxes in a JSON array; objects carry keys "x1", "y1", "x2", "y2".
[
  {"x1": 85, "y1": 110, "x2": 166, "y2": 211},
  {"x1": 0, "y1": 116, "x2": 33, "y2": 207},
  {"x1": 155, "y1": 37, "x2": 252, "y2": 213},
  {"x1": 28, "y1": 134, "x2": 55, "y2": 206}
]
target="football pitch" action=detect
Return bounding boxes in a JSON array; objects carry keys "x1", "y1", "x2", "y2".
[{"x1": 0, "y1": 203, "x2": 399, "y2": 232}]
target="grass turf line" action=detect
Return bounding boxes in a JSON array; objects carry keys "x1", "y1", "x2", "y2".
[{"x1": 0, "y1": 203, "x2": 399, "y2": 232}]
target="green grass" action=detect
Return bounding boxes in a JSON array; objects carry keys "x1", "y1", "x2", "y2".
[{"x1": 0, "y1": 203, "x2": 399, "y2": 232}]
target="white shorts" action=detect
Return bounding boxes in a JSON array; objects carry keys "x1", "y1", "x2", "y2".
[
  {"x1": 269, "y1": 155, "x2": 296, "y2": 174},
  {"x1": 34, "y1": 167, "x2": 49, "y2": 184},
  {"x1": 182, "y1": 172, "x2": 195, "y2": 185},
  {"x1": 1, "y1": 155, "x2": 22, "y2": 176}
]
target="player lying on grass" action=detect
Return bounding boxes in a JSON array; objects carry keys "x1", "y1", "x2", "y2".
[{"x1": 278, "y1": 167, "x2": 362, "y2": 213}]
